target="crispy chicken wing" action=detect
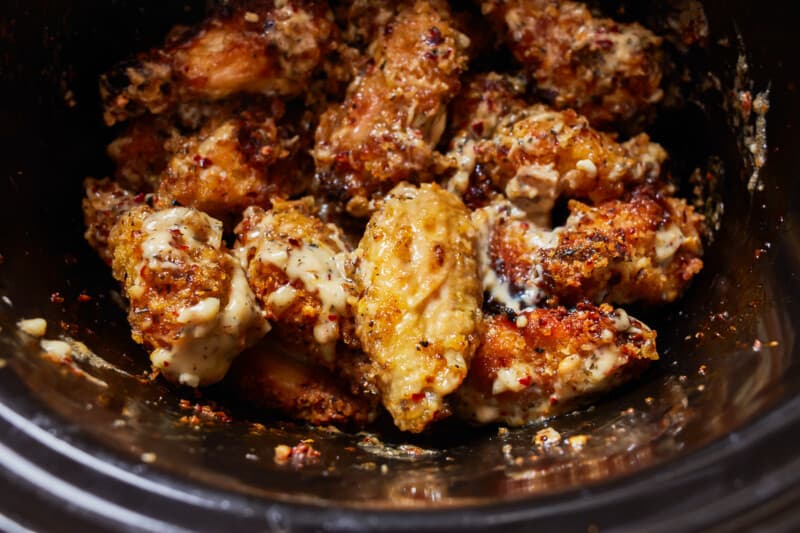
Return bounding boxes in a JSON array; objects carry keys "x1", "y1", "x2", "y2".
[
  {"x1": 314, "y1": 0, "x2": 470, "y2": 216},
  {"x1": 82, "y1": 177, "x2": 145, "y2": 264},
  {"x1": 228, "y1": 339, "x2": 377, "y2": 426},
  {"x1": 480, "y1": 0, "x2": 664, "y2": 127},
  {"x1": 469, "y1": 104, "x2": 666, "y2": 223},
  {"x1": 155, "y1": 102, "x2": 313, "y2": 224},
  {"x1": 355, "y1": 183, "x2": 482, "y2": 432},
  {"x1": 108, "y1": 206, "x2": 268, "y2": 387},
  {"x1": 484, "y1": 189, "x2": 704, "y2": 308},
  {"x1": 455, "y1": 304, "x2": 657, "y2": 425},
  {"x1": 100, "y1": 0, "x2": 335, "y2": 125},
  {"x1": 234, "y1": 197, "x2": 358, "y2": 367}
]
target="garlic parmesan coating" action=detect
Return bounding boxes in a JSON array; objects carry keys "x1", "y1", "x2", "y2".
[
  {"x1": 472, "y1": 104, "x2": 666, "y2": 221},
  {"x1": 100, "y1": 0, "x2": 335, "y2": 125},
  {"x1": 480, "y1": 0, "x2": 664, "y2": 127},
  {"x1": 82, "y1": 177, "x2": 143, "y2": 264},
  {"x1": 487, "y1": 189, "x2": 704, "y2": 308},
  {"x1": 313, "y1": 0, "x2": 470, "y2": 216},
  {"x1": 108, "y1": 206, "x2": 268, "y2": 387},
  {"x1": 234, "y1": 197, "x2": 358, "y2": 367},
  {"x1": 355, "y1": 183, "x2": 482, "y2": 432},
  {"x1": 155, "y1": 103, "x2": 312, "y2": 224},
  {"x1": 228, "y1": 340, "x2": 377, "y2": 426},
  {"x1": 455, "y1": 304, "x2": 658, "y2": 426}
]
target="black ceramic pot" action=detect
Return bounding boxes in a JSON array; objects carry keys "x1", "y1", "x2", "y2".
[{"x1": 1, "y1": 1, "x2": 798, "y2": 531}]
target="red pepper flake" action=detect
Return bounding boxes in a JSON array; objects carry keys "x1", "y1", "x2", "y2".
[
  {"x1": 328, "y1": 314, "x2": 338, "y2": 322},
  {"x1": 77, "y1": 293, "x2": 92, "y2": 302},
  {"x1": 133, "y1": 192, "x2": 146, "y2": 203},
  {"x1": 549, "y1": 396, "x2": 559, "y2": 406},
  {"x1": 471, "y1": 121, "x2": 484, "y2": 136},
  {"x1": 50, "y1": 292, "x2": 64, "y2": 304},
  {"x1": 192, "y1": 154, "x2": 213, "y2": 168},
  {"x1": 518, "y1": 375, "x2": 532, "y2": 387},
  {"x1": 411, "y1": 392, "x2": 425, "y2": 402},
  {"x1": 288, "y1": 238, "x2": 301, "y2": 248}
]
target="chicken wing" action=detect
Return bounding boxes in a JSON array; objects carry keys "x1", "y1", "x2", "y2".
[
  {"x1": 234, "y1": 197, "x2": 358, "y2": 367},
  {"x1": 484, "y1": 189, "x2": 704, "y2": 309},
  {"x1": 355, "y1": 183, "x2": 482, "y2": 432},
  {"x1": 82, "y1": 177, "x2": 145, "y2": 264},
  {"x1": 480, "y1": 0, "x2": 664, "y2": 127},
  {"x1": 100, "y1": 0, "x2": 335, "y2": 125},
  {"x1": 313, "y1": 0, "x2": 470, "y2": 216},
  {"x1": 470, "y1": 104, "x2": 666, "y2": 222},
  {"x1": 155, "y1": 102, "x2": 313, "y2": 225},
  {"x1": 455, "y1": 304, "x2": 657, "y2": 426},
  {"x1": 228, "y1": 339, "x2": 377, "y2": 426},
  {"x1": 108, "y1": 206, "x2": 268, "y2": 387}
]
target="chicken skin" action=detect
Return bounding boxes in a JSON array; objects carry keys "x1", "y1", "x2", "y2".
[
  {"x1": 108, "y1": 205, "x2": 268, "y2": 387},
  {"x1": 82, "y1": 177, "x2": 144, "y2": 264},
  {"x1": 480, "y1": 0, "x2": 664, "y2": 127},
  {"x1": 355, "y1": 183, "x2": 482, "y2": 432},
  {"x1": 100, "y1": 0, "x2": 335, "y2": 125},
  {"x1": 313, "y1": 0, "x2": 470, "y2": 216},
  {"x1": 455, "y1": 304, "x2": 658, "y2": 426}
]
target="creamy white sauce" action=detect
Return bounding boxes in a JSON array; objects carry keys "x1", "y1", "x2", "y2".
[
  {"x1": 138, "y1": 208, "x2": 268, "y2": 387},
  {"x1": 17, "y1": 318, "x2": 47, "y2": 337},
  {"x1": 654, "y1": 223, "x2": 685, "y2": 264}
]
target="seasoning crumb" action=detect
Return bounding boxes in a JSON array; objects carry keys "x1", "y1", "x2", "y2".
[
  {"x1": 515, "y1": 315, "x2": 528, "y2": 328},
  {"x1": 752, "y1": 339, "x2": 762, "y2": 352},
  {"x1": 17, "y1": 318, "x2": 47, "y2": 337},
  {"x1": 380, "y1": 464, "x2": 389, "y2": 474},
  {"x1": 274, "y1": 441, "x2": 321, "y2": 466},
  {"x1": 698, "y1": 364, "x2": 708, "y2": 376},
  {"x1": 244, "y1": 11, "x2": 259, "y2": 22},
  {"x1": 501, "y1": 443, "x2": 513, "y2": 455},
  {"x1": 140, "y1": 452, "x2": 157, "y2": 464},
  {"x1": 644, "y1": 396, "x2": 655, "y2": 406},
  {"x1": 497, "y1": 426, "x2": 509, "y2": 437},
  {"x1": 245, "y1": 453, "x2": 259, "y2": 461},
  {"x1": 533, "y1": 427, "x2": 561, "y2": 449},
  {"x1": 112, "y1": 418, "x2": 126, "y2": 428},
  {"x1": 274, "y1": 444, "x2": 292, "y2": 464}
]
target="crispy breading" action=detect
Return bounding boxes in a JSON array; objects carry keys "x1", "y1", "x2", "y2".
[
  {"x1": 355, "y1": 183, "x2": 482, "y2": 432},
  {"x1": 155, "y1": 103, "x2": 312, "y2": 224},
  {"x1": 314, "y1": 0, "x2": 470, "y2": 216},
  {"x1": 100, "y1": 0, "x2": 335, "y2": 125},
  {"x1": 455, "y1": 304, "x2": 657, "y2": 426},
  {"x1": 442, "y1": 71, "x2": 528, "y2": 202},
  {"x1": 82, "y1": 178, "x2": 144, "y2": 264},
  {"x1": 228, "y1": 340, "x2": 377, "y2": 426},
  {"x1": 488, "y1": 189, "x2": 704, "y2": 307},
  {"x1": 107, "y1": 117, "x2": 176, "y2": 192},
  {"x1": 472, "y1": 104, "x2": 667, "y2": 221},
  {"x1": 108, "y1": 205, "x2": 268, "y2": 387},
  {"x1": 234, "y1": 198, "x2": 358, "y2": 367},
  {"x1": 480, "y1": 0, "x2": 664, "y2": 127}
]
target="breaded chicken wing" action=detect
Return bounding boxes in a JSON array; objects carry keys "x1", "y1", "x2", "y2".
[
  {"x1": 228, "y1": 339, "x2": 377, "y2": 426},
  {"x1": 455, "y1": 304, "x2": 657, "y2": 425},
  {"x1": 355, "y1": 183, "x2": 482, "y2": 432},
  {"x1": 314, "y1": 0, "x2": 470, "y2": 216},
  {"x1": 100, "y1": 0, "x2": 335, "y2": 125},
  {"x1": 234, "y1": 197, "x2": 358, "y2": 367},
  {"x1": 480, "y1": 0, "x2": 664, "y2": 127},
  {"x1": 155, "y1": 102, "x2": 312, "y2": 224},
  {"x1": 108, "y1": 206, "x2": 268, "y2": 387},
  {"x1": 471, "y1": 104, "x2": 666, "y2": 222},
  {"x1": 484, "y1": 189, "x2": 704, "y2": 308},
  {"x1": 107, "y1": 116, "x2": 176, "y2": 192},
  {"x1": 82, "y1": 178, "x2": 145, "y2": 264}
]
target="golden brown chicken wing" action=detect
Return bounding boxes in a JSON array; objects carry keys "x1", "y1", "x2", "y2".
[
  {"x1": 355, "y1": 183, "x2": 482, "y2": 432},
  {"x1": 234, "y1": 197, "x2": 358, "y2": 367},
  {"x1": 228, "y1": 339, "x2": 377, "y2": 426},
  {"x1": 455, "y1": 304, "x2": 658, "y2": 426},
  {"x1": 471, "y1": 104, "x2": 667, "y2": 222},
  {"x1": 82, "y1": 177, "x2": 145, "y2": 264},
  {"x1": 314, "y1": 0, "x2": 470, "y2": 216},
  {"x1": 108, "y1": 205, "x2": 268, "y2": 387},
  {"x1": 155, "y1": 102, "x2": 313, "y2": 225},
  {"x1": 100, "y1": 0, "x2": 335, "y2": 125},
  {"x1": 485, "y1": 189, "x2": 704, "y2": 308},
  {"x1": 480, "y1": 0, "x2": 664, "y2": 127}
]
